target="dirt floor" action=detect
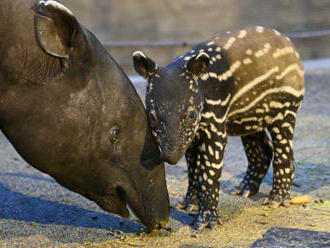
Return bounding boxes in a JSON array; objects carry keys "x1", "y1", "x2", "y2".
[
  {"x1": 0, "y1": 64, "x2": 329, "y2": 248},
  {"x1": 79, "y1": 204, "x2": 329, "y2": 248},
  {"x1": 75, "y1": 64, "x2": 330, "y2": 248}
]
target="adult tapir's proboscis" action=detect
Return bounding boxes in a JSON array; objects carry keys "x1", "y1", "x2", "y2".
[{"x1": 0, "y1": 0, "x2": 169, "y2": 230}]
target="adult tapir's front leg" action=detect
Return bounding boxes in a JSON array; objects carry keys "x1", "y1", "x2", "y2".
[{"x1": 193, "y1": 121, "x2": 227, "y2": 230}]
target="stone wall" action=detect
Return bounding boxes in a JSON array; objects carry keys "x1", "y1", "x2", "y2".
[{"x1": 62, "y1": 0, "x2": 330, "y2": 74}]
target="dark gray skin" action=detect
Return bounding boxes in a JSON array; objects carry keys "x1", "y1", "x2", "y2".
[{"x1": 0, "y1": 0, "x2": 169, "y2": 231}]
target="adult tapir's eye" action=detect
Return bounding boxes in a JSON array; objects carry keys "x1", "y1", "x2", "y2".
[
  {"x1": 110, "y1": 125, "x2": 120, "y2": 143},
  {"x1": 112, "y1": 128, "x2": 120, "y2": 136}
]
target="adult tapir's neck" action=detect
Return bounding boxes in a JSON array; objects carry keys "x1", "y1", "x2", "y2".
[
  {"x1": 0, "y1": 0, "x2": 64, "y2": 87},
  {"x1": 0, "y1": 0, "x2": 32, "y2": 50},
  {"x1": 0, "y1": 1, "x2": 12, "y2": 51}
]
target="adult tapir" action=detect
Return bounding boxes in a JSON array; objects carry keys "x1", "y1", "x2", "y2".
[{"x1": 0, "y1": 0, "x2": 169, "y2": 230}]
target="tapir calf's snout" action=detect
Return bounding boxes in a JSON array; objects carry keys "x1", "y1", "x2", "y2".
[{"x1": 160, "y1": 147, "x2": 183, "y2": 165}]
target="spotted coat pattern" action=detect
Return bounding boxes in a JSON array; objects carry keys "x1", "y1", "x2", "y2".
[{"x1": 134, "y1": 26, "x2": 305, "y2": 229}]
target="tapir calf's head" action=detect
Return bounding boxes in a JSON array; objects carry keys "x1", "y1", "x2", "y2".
[{"x1": 133, "y1": 51, "x2": 210, "y2": 164}]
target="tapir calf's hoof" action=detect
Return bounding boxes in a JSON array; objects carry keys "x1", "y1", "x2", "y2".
[
  {"x1": 192, "y1": 216, "x2": 223, "y2": 231},
  {"x1": 231, "y1": 179, "x2": 260, "y2": 198},
  {"x1": 175, "y1": 196, "x2": 198, "y2": 212},
  {"x1": 262, "y1": 195, "x2": 291, "y2": 208}
]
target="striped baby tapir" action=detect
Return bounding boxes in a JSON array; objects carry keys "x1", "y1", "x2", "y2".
[{"x1": 133, "y1": 26, "x2": 305, "y2": 230}]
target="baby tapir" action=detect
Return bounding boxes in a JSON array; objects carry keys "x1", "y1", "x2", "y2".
[
  {"x1": 133, "y1": 26, "x2": 305, "y2": 230},
  {"x1": 0, "y1": 0, "x2": 169, "y2": 230}
]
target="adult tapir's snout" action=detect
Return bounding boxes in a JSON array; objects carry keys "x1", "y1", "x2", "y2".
[
  {"x1": 107, "y1": 102, "x2": 170, "y2": 230},
  {"x1": 0, "y1": 0, "x2": 169, "y2": 231},
  {"x1": 124, "y1": 156, "x2": 170, "y2": 230},
  {"x1": 137, "y1": 136, "x2": 170, "y2": 229},
  {"x1": 93, "y1": 121, "x2": 170, "y2": 230}
]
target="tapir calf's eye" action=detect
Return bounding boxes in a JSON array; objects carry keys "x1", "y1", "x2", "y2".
[{"x1": 188, "y1": 110, "x2": 197, "y2": 121}]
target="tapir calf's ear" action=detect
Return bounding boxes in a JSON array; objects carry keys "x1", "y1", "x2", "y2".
[
  {"x1": 34, "y1": 0, "x2": 79, "y2": 59},
  {"x1": 133, "y1": 51, "x2": 157, "y2": 79},
  {"x1": 186, "y1": 52, "x2": 210, "y2": 76}
]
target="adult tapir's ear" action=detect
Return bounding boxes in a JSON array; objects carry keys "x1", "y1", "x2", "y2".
[
  {"x1": 34, "y1": 0, "x2": 79, "y2": 59},
  {"x1": 186, "y1": 52, "x2": 210, "y2": 76},
  {"x1": 133, "y1": 51, "x2": 158, "y2": 79}
]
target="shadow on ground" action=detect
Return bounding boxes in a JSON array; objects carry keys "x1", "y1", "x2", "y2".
[
  {"x1": 0, "y1": 174, "x2": 144, "y2": 244},
  {"x1": 251, "y1": 226, "x2": 330, "y2": 248},
  {"x1": 224, "y1": 162, "x2": 330, "y2": 196}
]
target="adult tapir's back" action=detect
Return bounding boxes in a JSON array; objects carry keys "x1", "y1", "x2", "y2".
[
  {"x1": 0, "y1": 0, "x2": 169, "y2": 230},
  {"x1": 198, "y1": 26, "x2": 305, "y2": 136}
]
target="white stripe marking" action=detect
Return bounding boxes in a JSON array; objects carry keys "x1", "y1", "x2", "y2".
[
  {"x1": 215, "y1": 142, "x2": 224, "y2": 150},
  {"x1": 282, "y1": 123, "x2": 294, "y2": 133},
  {"x1": 233, "y1": 117, "x2": 258, "y2": 125},
  {"x1": 224, "y1": 37, "x2": 236, "y2": 50},
  {"x1": 208, "y1": 145, "x2": 214, "y2": 156},
  {"x1": 217, "y1": 61, "x2": 241, "y2": 81},
  {"x1": 273, "y1": 47, "x2": 295, "y2": 58},
  {"x1": 284, "y1": 110, "x2": 296, "y2": 117},
  {"x1": 202, "y1": 112, "x2": 227, "y2": 124},
  {"x1": 228, "y1": 86, "x2": 304, "y2": 118},
  {"x1": 238, "y1": 30, "x2": 247, "y2": 38},
  {"x1": 209, "y1": 123, "x2": 227, "y2": 138},
  {"x1": 205, "y1": 98, "x2": 222, "y2": 105},
  {"x1": 209, "y1": 72, "x2": 218, "y2": 78},
  {"x1": 221, "y1": 93, "x2": 232, "y2": 106},
  {"x1": 211, "y1": 161, "x2": 223, "y2": 169},
  {"x1": 276, "y1": 63, "x2": 304, "y2": 80},
  {"x1": 255, "y1": 43, "x2": 272, "y2": 58},
  {"x1": 230, "y1": 66, "x2": 280, "y2": 106},
  {"x1": 243, "y1": 58, "x2": 252, "y2": 65},
  {"x1": 256, "y1": 26, "x2": 265, "y2": 33},
  {"x1": 269, "y1": 101, "x2": 291, "y2": 108},
  {"x1": 272, "y1": 112, "x2": 284, "y2": 122},
  {"x1": 205, "y1": 93, "x2": 231, "y2": 106}
]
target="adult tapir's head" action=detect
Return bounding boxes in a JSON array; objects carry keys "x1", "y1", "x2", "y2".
[
  {"x1": 133, "y1": 51, "x2": 210, "y2": 164},
  {"x1": 0, "y1": 0, "x2": 169, "y2": 230}
]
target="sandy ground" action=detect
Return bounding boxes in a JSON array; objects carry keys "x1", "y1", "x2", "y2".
[{"x1": 0, "y1": 62, "x2": 329, "y2": 247}]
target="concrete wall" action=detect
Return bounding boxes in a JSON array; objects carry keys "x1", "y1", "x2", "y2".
[{"x1": 61, "y1": 0, "x2": 330, "y2": 74}]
